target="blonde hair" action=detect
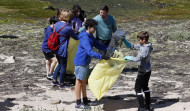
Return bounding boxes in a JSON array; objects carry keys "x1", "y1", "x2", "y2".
[{"x1": 59, "y1": 9, "x2": 71, "y2": 22}]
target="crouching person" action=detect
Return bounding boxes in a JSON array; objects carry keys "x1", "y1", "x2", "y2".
[{"x1": 74, "y1": 19, "x2": 108, "y2": 110}]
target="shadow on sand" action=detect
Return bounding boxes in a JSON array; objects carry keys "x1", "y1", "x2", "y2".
[
  {"x1": 97, "y1": 94, "x2": 179, "y2": 111},
  {"x1": 0, "y1": 98, "x2": 18, "y2": 111},
  {"x1": 0, "y1": 35, "x2": 19, "y2": 39}
]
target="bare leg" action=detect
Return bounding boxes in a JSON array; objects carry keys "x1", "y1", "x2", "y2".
[
  {"x1": 46, "y1": 60, "x2": 51, "y2": 75},
  {"x1": 82, "y1": 77, "x2": 87, "y2": 98},
  {"x1": 49, "y1": 57, "x2": 57, "y2": 74},
  {"x1": 75, "y1": 79, "x2": 82, "y2": 100}
]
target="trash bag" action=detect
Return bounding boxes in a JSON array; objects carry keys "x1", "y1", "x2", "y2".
[
  {"x1": 88, "y1": 58, "x2": 126, "y2": 100},
  {"x1": 66, "y1": 37, "x2": 79, "y2": 74}
]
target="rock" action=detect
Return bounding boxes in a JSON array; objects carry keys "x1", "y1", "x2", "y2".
[
  {"x1": 22, "y1": 51, "x2": 28, "y2": 55},
  {"x1": 51, "y1": 100, "x2": 61, "y2": 104},
  {"x1": 44, "y1": 5, "x2": 57, "y2": 11},
  {"x1": 0, "y1": 54, "x2": 15, "y2": 63}
]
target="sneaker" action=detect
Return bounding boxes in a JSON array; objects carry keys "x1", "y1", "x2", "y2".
[
  {"x1": 89, "y1": 101, "x2": 98, "y2": 106},
  {"x1": 75, "y1": 103, "x2": 91, "y2": 110},
  {"x1": 47, "y1": 73, "x2": 53, "y2": 80},
  {"x1": 51, "y1": 81, "x2": 59, "y2": 86},
  {"x1": 59, "y1": 84, "x2": 70, "y2": 89},
  {"x1": 137, "y1": 107, "x2": 147, "y2": 111},
  {"x1": 145, "y1": 105, "x2": 154, "y2": 111},
  {"x1": 84, "y1": 99, "x2": 98, "y2": 106}
]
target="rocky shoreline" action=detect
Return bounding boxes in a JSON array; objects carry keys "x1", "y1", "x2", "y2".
[{"x1": 0, "y1": 19, "x2": 190, "y2": 110}]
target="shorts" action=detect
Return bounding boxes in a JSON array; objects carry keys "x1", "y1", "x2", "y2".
[
  {"x1": 75, "y1": 65, "x2": 89, "y2": 80},
  {"x1": 43, "y1": 51, "x2": 55, "y2": 60}
]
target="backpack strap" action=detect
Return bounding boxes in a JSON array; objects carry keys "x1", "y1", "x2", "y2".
[
  {"x1": 56, "y1": 25, "x2": 69, "y2": 48},
  {"x1": 57, "y1": 25, "x2": 68, "y2": 33},
  {"x1": 53, "y1": 24, "x2": 55, "y2": 32}
]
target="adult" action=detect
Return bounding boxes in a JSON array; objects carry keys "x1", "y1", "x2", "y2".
[
  {"x1": 79, "y1": 5, "x2": 117, "y2": 46},
  {"x1": 51, "y1": 9, "x2": 78, "y2": 89}
]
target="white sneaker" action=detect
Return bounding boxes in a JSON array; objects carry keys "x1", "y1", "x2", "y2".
[{"x1": 75, "y1": 103, "x2": 91, "y2": 110}]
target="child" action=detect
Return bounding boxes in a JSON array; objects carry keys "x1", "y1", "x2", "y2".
[
  {"x1": 41, "y1": 16, "x2": 59, "y2": 80},
  {"x1": 123, "y1": 31, "x2": 153, "y2": 111},
  {"x1": 70, "y1": 4, "x2": 86, "y2": 33},
  {"x1": 74, "y1": 19, "x2": 108, "y2": 110},
  {"x1": 51, "y1": 9, "x2": 78, "y2": 89}
]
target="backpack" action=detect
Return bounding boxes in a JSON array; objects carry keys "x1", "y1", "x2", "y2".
[{"x1": 48, "y1": 25, "x2": 68, "y2": 51}]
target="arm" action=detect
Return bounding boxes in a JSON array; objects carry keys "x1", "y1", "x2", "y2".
[
  {"x1": 81, "y1": 38, "x2": 102, "y2": 59},
  {"x1": 112, "y1": 17, "x2": 117, "y2": 33},
  {"x1": 131, "y1": 44, "x2": 141, "y2": 50},
  {"x1": 123, "y1": 37, "x2": 141, "y2": 50},
  {"x1": 69, "y1": 28, "x2": 78, "y2": 40},
  {"x1": 79, "y1": 16, "x2": 98, "y2": 33},
  {"x1": 122, "y1": 37, "x2": 132, "y2": 48},
  {"x1": 124, "y1": 47, "x2": 149, "y2": 62},
  {"x1": 78, "y1": 26, "x2": 86, "y2": 33}
]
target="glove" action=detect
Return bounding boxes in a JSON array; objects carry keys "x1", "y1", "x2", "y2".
[
  {"x1": 122, "y1": 38, "x2": 132, "y2": 48},
  {"x1": 101, "y1": 54, "x2": 110, "y2": 60},
  {"x1": 124, "y1": 56, "x2": 134, "y2": 61}
]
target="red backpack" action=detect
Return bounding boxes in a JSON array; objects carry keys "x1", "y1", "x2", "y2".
[{"x1": 48, "y1": 25, "x2": 68, "y2": 51}]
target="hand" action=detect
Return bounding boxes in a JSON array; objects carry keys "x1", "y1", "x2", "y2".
[
  {"x1": 102, "y1": 55, "x2": 110, "y2": 60},
  {"x1": 122, "y1": 38, "x2": 132, "y2": 48},
  {"x1": 75, "y1": 31, "x2": 79, "y2": 35},
  {"x1": 124, "y1": 56, "x2": 134, "y2": 61}
]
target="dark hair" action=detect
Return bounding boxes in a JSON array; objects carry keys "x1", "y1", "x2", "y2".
[
  {"x1": 72, "y1": 4, "x2": 81, "y2": 16},
  {"x1": 56, "y1": 9, "x2": 62, "y2": 19},
  {"x1": 49, "y1": 16, "x2": 59, "y2": 24},
  {"x1": 84, "y1": 19, "x2": 98, "y2": 29},
  {"x1": 137, "y1": 31, "x2": 149, "y2": 41},
  {"x1": 100, "y1": 5, "x2": 109, "y2": 12},
  {"x1": 72, "y1": 4, "x2": 86, "y2": 21}
]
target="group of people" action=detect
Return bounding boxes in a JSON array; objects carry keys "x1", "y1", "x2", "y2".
[{"x1": 41, "y1": 4, "x2": 153, "y2": 111}]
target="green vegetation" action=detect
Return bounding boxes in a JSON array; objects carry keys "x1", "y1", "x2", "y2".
[
  {"x1": 0, "y1": 0, "x2": 189, "y2": 24},
  {"x1": 139, "y1": 0, "x2": 190, "y2": 20},
  {"x1": 0, "y1": 0, "x2": 56, "y2": 24}
]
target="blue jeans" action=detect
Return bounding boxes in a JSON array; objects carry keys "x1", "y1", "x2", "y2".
[{"x1": 53, "y1": 55, "x2": 67, "y2": 84}]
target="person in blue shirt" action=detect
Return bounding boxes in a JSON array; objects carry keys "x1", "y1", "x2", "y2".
[
  {"x1": 74, "y1": 19, "x2": 108, "y2": 110},
  {"x1": 123, "y1": 31, "x2": 153, "y2": 111},
  {"x1": 41, "y1": 16, "x2": 59, "y2": 80},
  {"x1": 79, "y1": 5, "x2": 117, "y2": 46},
  {"x1": 51, "y1": 9, "x2": 78, "y2": 89}
]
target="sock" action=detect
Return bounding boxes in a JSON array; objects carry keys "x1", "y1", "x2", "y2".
[
  {"x1": 83, "y1": 97, "x2": 89, "y2": 105},
  {"x1": 76, "y1": 99, "x2": 81, "y2": 105}
]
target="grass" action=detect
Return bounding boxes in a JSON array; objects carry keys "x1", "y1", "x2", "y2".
[
  {"x1": 0, "y1": 0, "x2": 190, "y2": 24},
  {"x1": 0, "y1": 0, "x2": 56, "y2": 24},
  {"x1": 142, "y1": 0, "x2": 190, "y2": 20}
]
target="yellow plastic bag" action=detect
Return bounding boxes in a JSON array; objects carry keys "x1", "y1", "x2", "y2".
[
  {"x1": 66, "y1": 37, "x2": 79, "y2": 74},
  {"x1": 88, "y1": 58, "x2": 126, "y2": 100}
]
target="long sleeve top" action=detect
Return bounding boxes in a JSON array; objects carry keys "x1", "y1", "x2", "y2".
[
  {"x1": 131, "y1": 42, "x2": 153, "y2": 72},
  {"x1": 55, "y1": 21, "x2": 78, "y2": 57},
  {"x1": 74, "y1": 30, "x2": 108, "y2": 66}
]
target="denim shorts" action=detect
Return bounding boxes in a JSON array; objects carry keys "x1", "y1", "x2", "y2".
[{"x1": 75, "y1": 65, "x2": 89, "y2": 80}]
